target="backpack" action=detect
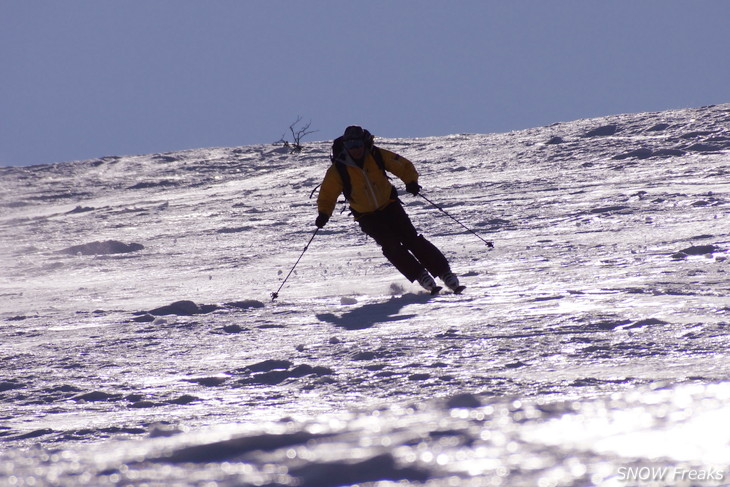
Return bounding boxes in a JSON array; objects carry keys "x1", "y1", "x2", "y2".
[{"x1": 330, "y1": 131, "x2": 387, "y2": 201}]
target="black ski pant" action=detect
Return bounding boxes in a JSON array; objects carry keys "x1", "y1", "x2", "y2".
[{"x1": 357, "y1": 201, "x2": 450, "y2": 282}]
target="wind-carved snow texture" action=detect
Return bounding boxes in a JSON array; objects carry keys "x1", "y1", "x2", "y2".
[{"x1": 0, "y1": 104, "x2": 729, "y2": 486}]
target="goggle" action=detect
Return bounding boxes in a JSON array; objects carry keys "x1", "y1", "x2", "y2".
[{"x1": 344, "y1": 138, "x2": 364, "y2": 149}]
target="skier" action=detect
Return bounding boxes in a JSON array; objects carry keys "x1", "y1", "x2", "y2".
[{"x1": 315, "y1": 125, "x2": 462, "y2": 294}]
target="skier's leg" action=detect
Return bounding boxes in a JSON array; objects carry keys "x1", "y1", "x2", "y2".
[
  {"x1": 383, "y1": 203, "x2": 451, "y2": 278},
  {"x1": 358, "y1": 210, "x2": 424, "y2": 282}
]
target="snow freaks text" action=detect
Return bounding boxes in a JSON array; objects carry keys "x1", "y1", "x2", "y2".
[{"x1": 617, "y1": 466, "x2": 725, "y2": 483}]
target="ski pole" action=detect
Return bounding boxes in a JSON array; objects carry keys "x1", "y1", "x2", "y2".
[
  {"x1": 271, "y1": 227, "x2": 320, "y2": 301},
  {"x1": 418, "y1": 192, "x2": 494, "y2": 248}
]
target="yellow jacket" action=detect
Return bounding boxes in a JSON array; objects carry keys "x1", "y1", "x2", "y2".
[{"x1": 317, "y1": 148, "x2": 418, "y2": 217}]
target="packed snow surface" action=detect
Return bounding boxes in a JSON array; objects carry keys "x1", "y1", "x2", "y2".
[{"x1": 1, "y1": 105, "x2": 729, "y2": 486}]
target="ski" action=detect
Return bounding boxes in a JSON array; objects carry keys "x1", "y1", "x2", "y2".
[
  {"x1": 430, "y1": 285, "x2": 466, "y2": 296},
  {"x1": 440, "y1": 286, "x2": 466, "y2": 295},
  {"x1": 431, "y1": 285, "x2": 465, "y2": 295},
  {"x1": 430, "y1": 286, "x2": 466, "y2": 296}
]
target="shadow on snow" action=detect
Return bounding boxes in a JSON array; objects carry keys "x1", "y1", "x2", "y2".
[{"x1": 316, "y1": 293, "x2": 434, "y2": 330}]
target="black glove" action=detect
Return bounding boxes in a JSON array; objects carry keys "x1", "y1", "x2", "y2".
[
  {"x1": 405, "y1": 181, "x2": 421, "y2": 196},
  {"x1": 315, "y1": 212, "x2": 330, "y2": 228}
]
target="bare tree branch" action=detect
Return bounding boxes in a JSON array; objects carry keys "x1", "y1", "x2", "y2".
[{"x1": 277, "y1": 116, "x2": 318, "y2": 153}]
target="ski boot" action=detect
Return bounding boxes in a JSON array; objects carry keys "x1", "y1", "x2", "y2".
[
  {"x1": 417, "y1": 270, "x2": 442, "y2": 295},
  {"x1": 440, "y1": 272, "x2": 466, "y2": 294}
]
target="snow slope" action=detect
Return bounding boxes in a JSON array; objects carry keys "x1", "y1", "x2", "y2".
[{"x1": 1, "y1": 104, "x2": 729, "y2": 486}]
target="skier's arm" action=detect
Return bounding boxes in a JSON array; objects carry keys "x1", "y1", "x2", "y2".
[
  {"x1": 379, "y1": 148, "x2": 419, "y2": 184},
  {"x1": 317, "y1": 166, "x2": 344, "y2": 217}
]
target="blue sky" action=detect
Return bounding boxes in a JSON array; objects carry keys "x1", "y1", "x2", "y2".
[{"x1": 2, "y1": 1, "x2": 729, "y2": 166}]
